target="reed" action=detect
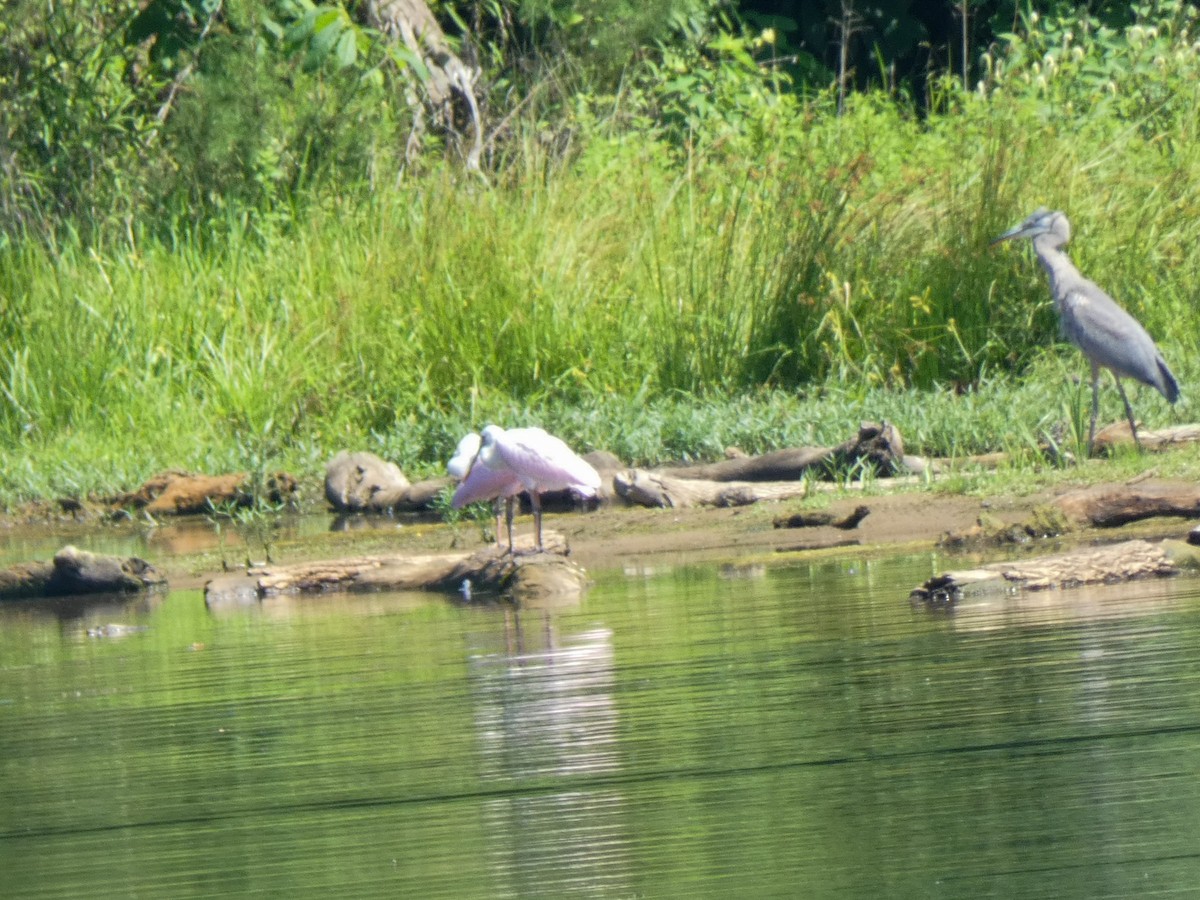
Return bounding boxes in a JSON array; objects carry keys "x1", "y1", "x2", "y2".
[{"x1": 2, "y1": 73, "x2": 1200, "y2": 503}]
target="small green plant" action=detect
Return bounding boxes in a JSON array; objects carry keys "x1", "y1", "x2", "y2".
[{"x1": 205, "y1": 496, "x2": 283, "y2": 569}]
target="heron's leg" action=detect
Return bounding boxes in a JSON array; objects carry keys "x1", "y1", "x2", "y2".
[
  {"x1": 530, "y1": 491, "x2": 544, "y2": 551},
  {"x1": 1113, "y1": 375, "x2": 1142, "y2": 451},
  {"x1": 1087, "y1": 364, "x2": 1101, "y2": 454}
]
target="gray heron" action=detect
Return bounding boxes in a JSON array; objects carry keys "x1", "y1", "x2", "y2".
[{"x1": 992, "y1": 207, "x2": 1179, "y2": 452}]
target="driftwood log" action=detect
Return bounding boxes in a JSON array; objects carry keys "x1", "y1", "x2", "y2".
[
  {"x1": 1092, "y1": 422, "x2": 1200, "y2": 453},
  {"x1": 108, "y1": 470, "x2": 297, "y2": 515},
  {"x1": 774, "y1": 505, "x2": 871, "y2": 530},
  {"x1": 324, "y1": 450, "x2": 436, "y2": 512},
  {"x1": 942, "y1": 481, "x2": 1200, "y2": 548},
  {"x1": 615, "y1": 422, "x2": 920, "y2": 510},
  {"x1": 0, "y1": 546, "x2": 165, "y2": 601},
  {"x1": 902, "y1": 421, "x2": 1200, "y2": 471},
  {"x1": 1051, "y1": 482, "x2": 1200, "y2": 528},
  {"x1": 614, "y1": 469, "x2": 810, "y2": 509},
  {"x1": 205, "y1": 532, "x2": 586, "y2": 608},
  {"x1": 911, "y1": 539, "x2": 1179, "y2": 606},
  {"x1": 668, "y1": 421, "x2": 913, "y2": 482}
]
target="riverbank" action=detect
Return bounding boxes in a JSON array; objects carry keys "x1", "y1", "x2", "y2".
[{"x1": 8, "y1": 460, "x2": 1200, "y2": 599}]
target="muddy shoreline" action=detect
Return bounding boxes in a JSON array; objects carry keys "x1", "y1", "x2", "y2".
[{"x1": 9, "y1": 477, "x2": 1198, "y2": 599}]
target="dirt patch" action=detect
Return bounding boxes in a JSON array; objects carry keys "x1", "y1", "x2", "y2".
[{"x1": 559, "y1": 490, "x2": 1028, "y2": 570}]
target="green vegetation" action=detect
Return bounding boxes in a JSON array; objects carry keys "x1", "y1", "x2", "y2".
[{"x1": 2, "y1": 1, "x2": 1200, "y2": 506}]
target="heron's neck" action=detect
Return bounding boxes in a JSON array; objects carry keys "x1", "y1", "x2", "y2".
[{"x1": 1032, "y1": 235, "x2": 1077, "y2": 299}]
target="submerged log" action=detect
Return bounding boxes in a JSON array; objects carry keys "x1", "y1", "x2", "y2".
[
  {"x1": 910, "y1": 539, "x2": 1178, "y2": 606},
  {"x1": 204, "y1": 532, "x2": 587, "y2": 607},
  {"x1": 0, "y1": 546, "x2": 165, "y2": 601},
  {"x1": 774, "y1": 505, "x2": 871, "y2": 530}
]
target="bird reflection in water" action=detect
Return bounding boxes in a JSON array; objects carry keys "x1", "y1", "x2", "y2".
[{"x1": 469, "y1": 611, "x2": 631, "y2": 895}]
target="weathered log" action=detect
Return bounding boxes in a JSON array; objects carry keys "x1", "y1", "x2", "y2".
[
  {"x1": 1092, "y1": 422, "x2": 1200, "y2": 453},
  {"x1": 0, "y1": 546, "x2": 165, "y2": 601},
  {"x1": 774, "y1": 505, "x2": 871, "y2": 530},
  {"x1": 1052, "y1": 482, "x2": 1200, "y2": 528},
  {"x1": 665, "y1": 421, "x2": 912, "y2": 482},
  {"x1": 204, "y1": 532, "x2": 586, "y2": 607},
  {"x1": 613, "y1": 469, "x2": 810, "y2": 509},
  {"x1": 668, "y1": 446, "x2": 836, "y2": 482},
  {"x1": 910, "y1": 539, "x2": 1178, "y2": 606},
  {"x1": 108, "y1": 469, "x2": 297, "y2": 515}
]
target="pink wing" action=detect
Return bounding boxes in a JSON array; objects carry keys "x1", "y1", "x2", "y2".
[
  {"x1": 452, "y1": 462, "x2": 524, "y2": 508},
  {"x1": 498, "y1": 427, "x2": 602, "y2": 496}
]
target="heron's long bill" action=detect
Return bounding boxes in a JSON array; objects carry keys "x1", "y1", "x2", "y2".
[{"x1": 990, "y1": 224, "x2": 1027, "y2": 245}]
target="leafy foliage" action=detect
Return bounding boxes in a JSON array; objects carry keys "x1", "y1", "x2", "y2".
[{"x1": 1, "y1": 1, "x2": 1200, "y2": 502}]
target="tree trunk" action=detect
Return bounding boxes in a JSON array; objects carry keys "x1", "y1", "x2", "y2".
[{"x1": 363, "y1": 0, "x2": 484, "y2": 169}]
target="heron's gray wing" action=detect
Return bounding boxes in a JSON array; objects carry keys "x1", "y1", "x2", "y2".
[{"x1": 1058, "y1": 283, "x2": 1171, "y2": 393}]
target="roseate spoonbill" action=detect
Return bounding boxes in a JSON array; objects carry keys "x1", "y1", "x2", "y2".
[
  {"x1": 448, "y1": 432, "x2": 524, "y2": 551},
  {"x1": 993, "y1": 208, "x2": 1179, "y2": 452},
  {"x1": 473, "y1": 424, "x2": 602, "y2": 551}
]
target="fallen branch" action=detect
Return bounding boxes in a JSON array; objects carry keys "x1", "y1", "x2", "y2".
[
  {"x1": 1093, "y1": 422, "x2": 1200, "y2": 453},
  {"x1": 774, "y1": 505, "x2": 870, "y2": 530},
  {"x1": 910, "y1": 539, "x2": 1179, "y2": 606},
  {"x1": 666, "y1": 421, "x2": 912, "y2": 482},
  {"x1": 205, "y1": 532, "x2": 586, "y2": 607},
  {"x1": 108, "y1": 470, "x2": 297, "y2": 515},
  {"x1": 614, "y1": 469, "x2": 809, "y2": 509},
  {"x1": 1051, "y1": 482, "x2": 1200, "y2": 528}
]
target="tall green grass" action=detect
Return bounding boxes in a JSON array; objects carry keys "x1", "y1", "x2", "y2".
[{"x1": 2, "y1": 72, "x2": 1200, "y2": 503}]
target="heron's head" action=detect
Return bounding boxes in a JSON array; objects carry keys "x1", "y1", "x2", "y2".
[{"x1": 991, "y1": 207, "x2": 1070, "y2": 248}]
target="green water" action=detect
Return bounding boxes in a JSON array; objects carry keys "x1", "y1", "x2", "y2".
[{"x1": 4, "y1": 552, "x2": 1200, "y2": 898}]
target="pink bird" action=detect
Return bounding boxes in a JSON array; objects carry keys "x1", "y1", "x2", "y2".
[
  {"x1": 467, "y1": 424, "x2": 602, "y2": 551},
  {"x1": 449, "y1": 432, "x2": 524, "y2": 551}
]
